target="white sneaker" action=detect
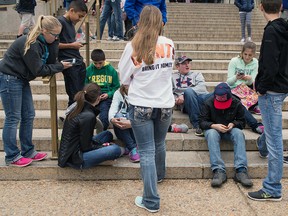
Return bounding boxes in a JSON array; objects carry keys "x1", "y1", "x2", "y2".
[
  {"x1": 247, "y1": 37, "x2": 252, "y2": 42},
  {"x1": 112, "y1": 36, "x2": 120, "y2": 41},
  {"x1": 107, "y1": 36, "x2": 113, "y2": 41},
  {"x1": 240, "y1": 38, "x2": 245, "y2": 43}
]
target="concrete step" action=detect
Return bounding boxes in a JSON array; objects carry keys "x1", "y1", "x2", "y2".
[
  {"x1": 0, "y1": 151, "x2": 287, "y2": 181},
  {"x1": 1, "y1": 127, "x2": 288, "y2": 152}
]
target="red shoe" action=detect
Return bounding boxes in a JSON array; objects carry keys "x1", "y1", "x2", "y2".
[
  {"x1": 31, "y1": 152, "x2": 47, "y2": 161},
  {"x1": 10, "y1": 157, "x2": 33, "y2": 167}
]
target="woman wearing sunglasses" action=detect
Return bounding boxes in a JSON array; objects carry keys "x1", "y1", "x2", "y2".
[{"x1": 0, "y1": 15, "x2": 72, "y2": 167}]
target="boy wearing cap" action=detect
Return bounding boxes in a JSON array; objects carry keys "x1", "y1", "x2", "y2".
[
  {"x1": 199, "y1": 82, "x2": 253, "y2": 188},
  {"x1": 248, "y1": 0, "x2": 288, "y2": 202},
  {"x1": 172, "y1": 56, "x2": 212, "y2": 136}
]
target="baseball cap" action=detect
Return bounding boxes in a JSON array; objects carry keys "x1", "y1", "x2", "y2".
[
  {"x1": 175, "y1": 56, "x2": 192, "y2": 65},
  {"x1": 214, "y1": 82, "x2": 232, "y2": 110}
]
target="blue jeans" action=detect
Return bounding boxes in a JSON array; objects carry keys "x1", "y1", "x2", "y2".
[
  {"x1": 258, "y1": 93, "x2": 287, "y2": 197},
  {"x1": 129, "y1": 105, "x2": 172, "y2": 210},
  {"x1": 107, "y1": 13, "x2": 115, "y2": 38},
  {"x1": 99, "y1": 98, "x2": 112, "y2": 131},
  {"x1": 99, "y1": 0, "x2": 123, "y2": 39},
  {"x1": 0, "y1": 72, "x2": 37, "y2": 164},
  {"x1": 83, "y1": 131, "x2": 122, "y2": 168},
  {"x1": 62, "y1": 63, "x2": 86, "y2": 106},
  {"x1": 205, "y1": 128, "x2": 248, "y2": 172},
  {"x1": 113, "y1": 126, "x2": 136, "y2": 151},
  {"x1": 183, "y1": 88, "x2": 212, "y2": 128}
]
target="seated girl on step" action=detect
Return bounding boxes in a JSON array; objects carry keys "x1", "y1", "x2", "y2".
[{"x1": 58, "y1": 83, "x2": 124, "y2": 169}]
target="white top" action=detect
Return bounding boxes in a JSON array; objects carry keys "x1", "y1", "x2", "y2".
[
  {"x1": 118, "y1": 36, "x2": 175, "y2": 108},
  {"x1": 108, "y1": 89, "x2": 128, "y2": 121}
]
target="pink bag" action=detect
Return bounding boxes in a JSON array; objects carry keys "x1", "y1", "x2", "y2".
[{"x1": 231, "y1": 83, "x2": 258, "y2": 109}]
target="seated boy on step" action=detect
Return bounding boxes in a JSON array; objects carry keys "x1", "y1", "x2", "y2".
[
  {"x1": 199, "y1": 82, "x2": 253, "y2": 188},
  {"x1": 172, "y1": 55, "x2": 212, "y2": 136},
  {"x1": 85, "y1": 49, "x2": 120, "y2": 130}
]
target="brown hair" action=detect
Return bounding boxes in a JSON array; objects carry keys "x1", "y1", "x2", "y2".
[
  {"x1": 68, "y1": 83, "x2": 101, "y2": 119},
  {"x1": 240, "y1": 41, "x2": 256, "y2": 58},
  {"x1": 131, "y1": 5, "x2": 163, "y2": 65}
]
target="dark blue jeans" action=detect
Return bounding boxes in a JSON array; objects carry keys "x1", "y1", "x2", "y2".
[
  {"x1": 113, "y1": 126, "x2": 136, "y2": 151},
  {"x1": 183, "y1": 88, "x2": 212, "y2": 128},
  {"x1": 0, "y1": 72, "x2": 37, "y2": 164},
  {"x1": 62, "y1": 62, "x2": 86, "y2": 107},
  {"x1": 82, "y1": 131, "x2": 122, "y2": 168},
  {"x1": 99, "y1": 98, "x2": 112, "y2": 130}
]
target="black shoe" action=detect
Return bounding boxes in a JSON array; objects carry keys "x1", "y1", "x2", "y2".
[
  {"x1": 234, "y1": 170, "x2": 253, "y2": 188},
  {"x1": 247, "y1": 190, "x2": 282, "y2": 201},
  {"x1": 195, "y1": 128, "x2": 204, "y2": 137},
  {"x1": 211, "y1": 169, "x2": 227, "y2": 188},
  {"x1": 284, "y1": 156, "x2": 288, "y2": 164}
]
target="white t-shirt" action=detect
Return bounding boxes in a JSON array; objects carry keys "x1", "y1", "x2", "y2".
[{"x1": 118, "y1": 36, "x2": 175, "y2": 108}]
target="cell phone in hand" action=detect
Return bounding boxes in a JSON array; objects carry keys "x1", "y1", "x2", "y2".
[
  {"x1": 81, "y1": 42, "x2": 87, "y2": 45},
  {"x1": 62, "y1": 58, "x2": 76, "y2": 65},
  {"x1": 238, "y1": 72, "x2": 245, "y2": 75}
]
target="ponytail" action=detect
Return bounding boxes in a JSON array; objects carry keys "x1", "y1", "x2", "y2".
[
  {"x1": 68, "y1": 83, "x2": 101, "y2": 120},
  {"x1": 24, "y1": 15, "x2": 62, "y2": 55}
]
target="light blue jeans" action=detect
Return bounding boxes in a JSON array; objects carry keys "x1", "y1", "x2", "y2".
[
  {"x1": 129, "y1": 105, "x2": 172, "y2": 211},
  {"x1": 205, "y1": 128, "x2": 248, "y2": 172},
  {"x1": 82, "y1": 131, "x2": 123, "y2": 169},
  {"x1": 258, "y1": 93, "x2": 287, "y2": 197},
  {"x1": 0, "y1": 72, "x2": 36, "y2": 164}
]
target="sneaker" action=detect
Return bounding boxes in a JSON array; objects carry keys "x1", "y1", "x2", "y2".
[
  {"x1": 283, "y1": 156, "x2": 288, "y2": 164},
  {"x1": 134, "y1": 196, "x2": 159, "y2": 213},
  {"x1": 247, "y1": 190, "x2": 282, "y2": 201},
  {"x1": 250, "y1": 106, "x2": 261, "y2": 115},
  {"x1": 253, "y1": 125, "x2": 264, "y2": 135},
  {"x1": 112, "y1": 36, "x2": 120, "y2": 41},
  {"x1": 107, "y1": 36, "x2": 113, "y2": 41},
  {"x1": 10, "y1": 157, "x2": 33, "y2": 167},
  {"x1": 124, "y1": 148, "x2": 130, "y2": 155},
  {"x1": 256, "y1": 136, "x2": 268, "y2": 158},
  {"x1": 211, "y1": 169, "x2": 227, "y2": 187},
  {"x1": 240, "y1": 38, "x2": 245, "y2": 43},
  {"x1": 234, "y1": 170, "x2": 253, "y2": 187},
  {"x1": 129, "y1": 147, "x2": 140, "y2": 162},
  {"x1": 171, "y1": 123, "x2": 189, "y2": 133},
  {"x1": 157, "y1": 179, "x2": 163, "y2": 183},
  {"x1": 247, "y1": 37, "x2": 252, "y2": 42},
  {"x1": 31, "y1": 152, "x2": 47, "y2": 161},
  {"x1": 195, "y1": 127, "x2": 204, "y2": 137}
]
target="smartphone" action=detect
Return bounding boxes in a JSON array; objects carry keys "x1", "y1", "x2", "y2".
[
  {"x1": 62, "y1": 58, "x2": 76, "y2": 65},
  {"x1": 238, "y1": 72, "x2": 245, "y2": 75},
  {"x1": 81, "y1": 42, "x2": 87, "y2": 45}
]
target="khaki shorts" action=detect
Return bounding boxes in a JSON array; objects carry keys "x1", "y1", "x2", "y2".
[{"x1": 19, "y1": 13, "x2": 35, "y2": 28}]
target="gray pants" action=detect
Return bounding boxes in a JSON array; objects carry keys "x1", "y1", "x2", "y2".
[{"x1": 239, "y1": 11, "x2": 252, "y2": 39}]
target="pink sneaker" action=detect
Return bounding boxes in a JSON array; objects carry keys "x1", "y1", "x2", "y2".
[
  {"x1": 129, "y1": 147, "x2": 140, "y2": 163},
  {"x1": 251, "y1": 106, "x2": 261, "y2": 115},
  {"x1": 31, "y1": 152, "x2": 48, "y2": 161},
  {"x1": 171, "y1": 123, "x2": 189, "y2": 133},
  {"x1": 10, "y1": 157, "x2": 33, "y2": 167}
]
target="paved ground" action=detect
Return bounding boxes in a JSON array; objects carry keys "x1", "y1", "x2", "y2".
[{"x1": 0, "y1": 179, "x2": 287, "y2": 215}]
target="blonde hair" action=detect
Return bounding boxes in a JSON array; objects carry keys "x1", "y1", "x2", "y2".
[
  {"x1": 24, "y1": 15, "x2": 62, "y2": 55},
  {"x1": 131, "y1": 5, "x2": 163, "y2": 65}
]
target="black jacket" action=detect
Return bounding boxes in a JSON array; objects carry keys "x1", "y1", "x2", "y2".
[
  {"x1": 0, "y1": 35, "x2": 63, "y2": 81},
  {"x1": 199, "y1": 96, "x2": 246, "y2": 130},
  {"x1": 58, "y1": 102, "x2": 101, "y2": 169},
  {"x1": 234, "y1": 0, "x2": 254, "y2": 12},
  {"x1": 255, "y1": 18, "x2": 288, "y2": 94},
  {"x1": 16, "y1": 0, "x2": 37, "y2": 14}
]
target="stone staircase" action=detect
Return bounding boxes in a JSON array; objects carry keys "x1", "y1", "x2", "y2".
[{"x1": 0, "y1": 2, "x2": 287, "y2": 180}]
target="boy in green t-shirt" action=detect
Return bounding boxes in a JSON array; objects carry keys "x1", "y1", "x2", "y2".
[{"x1": 85, "y1": 49, "x2": 120, "y2": 130}]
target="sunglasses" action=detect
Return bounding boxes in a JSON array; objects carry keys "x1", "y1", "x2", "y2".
[{"x1": 49, "y1": 32, "x2": 60, "y2": 38}]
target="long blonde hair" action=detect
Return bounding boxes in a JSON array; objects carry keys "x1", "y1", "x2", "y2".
[
  {"x1": 131, "y1": 5, "x2": 163, "y2": 65},
  {"x1": 24, "y1": 15, "x2": 62, "y2": 55}
]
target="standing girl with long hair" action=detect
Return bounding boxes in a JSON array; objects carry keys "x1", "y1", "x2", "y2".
[
  {"x1": 0, "y1": 15, "x2": 72, "y2": 167},
  {"x1": 119, "y1": 5, "x2": 175, "y2": 213}
]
